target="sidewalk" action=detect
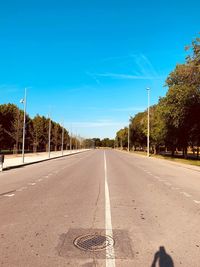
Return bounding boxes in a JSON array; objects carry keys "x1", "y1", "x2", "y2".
[{"x1": 1, "y1": 149, "x2": 90, "y2": 171}]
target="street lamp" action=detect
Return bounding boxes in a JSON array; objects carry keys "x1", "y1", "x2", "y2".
[
  {"x1": 128, "y1": 121, "x2": 130, "y2": 152},
  {"x1": 70, "y1": 124, "x2": 72, "y2": 153},
  {"x1": 75, "y1": 132, "x2": 78, "y2": 150},
  {"x1": 70, "y1": 132, "x2": 72, "y2": 153},
  {"x1": 20, "y1": 88, "x2": 27, "y2": 163},
  {"x1": 48, "y1": 115, "x2": 51, "y2": 159},
  {"x1": 61, "y1": 124, "x2": 64, "y2": 156},
  {"x1": 128, "y1": 115, "x2": 131, "y2": 152},
  {"x1": 146, "y1": 87, "x2": 150, "y2": 157}
]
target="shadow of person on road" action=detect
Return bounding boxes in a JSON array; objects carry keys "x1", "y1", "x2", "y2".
[{"x1": 151, "y1": 246, "x2": 174, "y2": 267}]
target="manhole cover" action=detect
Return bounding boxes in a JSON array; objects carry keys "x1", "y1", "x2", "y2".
[{"x1": 74, "y1": 234, "x2": 114, "y2": 252}]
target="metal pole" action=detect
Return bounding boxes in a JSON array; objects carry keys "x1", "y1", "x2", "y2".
[
  {"x1": 75, "y1": 133, "x2": 77, "y2": 150},
  {"x1": 48, "y1": 116, "x2": 51, "y2": 159},
  {"x1": 128, "y1": 123, "x2": 130, "y2": 152},
  {"x1": 70, "y1": 132, "x2": 72, "y2": 153},
  {"x1": 22, "y1": 88, "x2": 27, "y2": 163},
  {"x1": 147, "y1": 87, "x2": 150, "y2": 157},
  {"x1": 61, "y1": 125, "x2": 64, "y2": 156}
]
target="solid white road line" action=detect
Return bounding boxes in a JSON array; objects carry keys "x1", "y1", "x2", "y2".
[
  {"x1": 193, "y1": 200, "x2": 200, "y2": 204},
  {"x1": 28, "y1": 183, "x2": 36, "y2": 186},
  {"x1": 4, "y1": 194, "x2": 15, "y2": 197},
  {"x1": 180, "y1": 192, "x2": 192, "y2": 198},
  {"x1": 17, "y1": 186, "x2": 27, "y2": 192},
  {"x1": 104, "y1": 151, "x2": 116, "y2": 267}
]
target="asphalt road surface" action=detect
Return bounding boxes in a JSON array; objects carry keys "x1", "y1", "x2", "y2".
[{"x1": 0, "y1": 149, "x2": 200, "y2": 267}]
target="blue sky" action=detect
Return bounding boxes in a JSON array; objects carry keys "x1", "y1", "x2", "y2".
[{"x1": 0, "y1": 0, "x2": 200, "y2": 138}]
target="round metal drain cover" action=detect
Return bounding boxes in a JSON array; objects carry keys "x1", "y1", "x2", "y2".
[{"x1": 74, "y1": 234, "x2": 114, "y2": 252}]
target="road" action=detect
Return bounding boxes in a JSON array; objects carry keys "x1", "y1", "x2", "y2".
[{"x1": 0, "y1": 149, "x2": 200, "y2": 266}]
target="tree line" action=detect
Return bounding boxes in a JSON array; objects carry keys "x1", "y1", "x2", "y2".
[
  {"x1": 83, "y1": 138, "x2": 115, "y2": 148},
  {"x1": 0, "y1": 103, "x2": 82, "y2": 154},
  {"x1": 115, "y1": 36, "x2": 200, "y2": 158}
]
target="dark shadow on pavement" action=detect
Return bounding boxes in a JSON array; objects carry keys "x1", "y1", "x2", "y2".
[{"x1": 151, "y1": 246, "x2": 174, "y2": 267}]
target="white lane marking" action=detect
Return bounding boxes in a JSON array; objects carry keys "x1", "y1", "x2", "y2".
[
  {"x1": 38, "y1": 179, "x2": 42, "y2": 182},
  {"x1": 193, "y1": 200, "x2": 200, "y2": 204},
  {"x1": 154, "y1": 176, "x2": 160, "y2": 179},
  {"x1": 4, "y1": 194, "x2": 15, "y2": 197},
  {"x1": 180, "y1": 192, "x2": 192, "y2": 198},
  {"x1": 28, "y1": 183, "x2": 36, "y2": 186},
  {"x1": 44, "y1": 175, "x2": 49, "y2": 178},
  {"x1": 104, "y1": 151, "x2": 116, "y2": 266},
  {"x1": 17, "y1": 186, "x2": 27, "y2": 192}
]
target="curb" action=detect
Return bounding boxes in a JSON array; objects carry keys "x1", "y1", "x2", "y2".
[{"x1": 2, "y1": 150, "x2": 89, "y2": 172}]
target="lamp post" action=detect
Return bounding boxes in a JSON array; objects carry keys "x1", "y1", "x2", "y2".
[
  {"x1": 70, "y1": 132, "x2": 72, "y2": 153},
  {"x1": 128, "y1": 116, "x2": 131, "y2": 152},
  {"x1": 146, "y1": 87, "x2": 150, "y2": 157},
  {"x1": 20, "y1": 88, "x2": 27, "y2": 163},
  {"x1": 48, "y1": 115, "x2": 51, "y2": 159},
  {"x1": 61, "y1": 124, "x2": 64, "y2": 156},
  {"x1": 75, "y1": 133, "x2": 78, "y2": 150},
  {"x1": 128, "y1": 124, "x2": 130, "y2": 152}
]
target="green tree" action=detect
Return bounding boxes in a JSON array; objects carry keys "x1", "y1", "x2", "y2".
[{"x1": 129, "y1": 112, "x2": 147, "y2": 151}]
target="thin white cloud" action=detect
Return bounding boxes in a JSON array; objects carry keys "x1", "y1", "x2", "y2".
[
  {"x1": 87, "y1": 53, "x2": 163, "y2": 81},
  {"x1": 74, "y1": 106, "x2": 145, "y2": 112},
  {"x1": 130, "y1": 53, "x2": 159, "y2": 78},
  {"x1": 64, "y1": 120, "x2": 125, "y2": 128},
  {"x1": 110, "y1": 107, "x2": 145, "y2": 112},
  {"x1": 85, "y1": 71, "x2": 101, "y2": 85},
  {"x1": 93, "y1": 72, "x2": 159, "y2": 80}
]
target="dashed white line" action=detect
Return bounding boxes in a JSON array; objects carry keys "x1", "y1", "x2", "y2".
[
  {"x1": 38, "y1": 179, "x2": 42, "y2": 182},
  {"x1": 4, "y1": 194, "x2": 15, "y2": 197},
  {"x1": 180, "y1": 192, "x2": 192, "y2": 198},
  {"x1": 17, "y1": 186, "x2": 27, "y2": 191},
  {"x1": 28, "y1": 183, "x2": 36, "y2": 186},
  {"x1": 193, "y1": 200, "x2": 200, "y2": 204},
  {"x1": 104, "y1": 151, "x2": 116, "y2": 267}
]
